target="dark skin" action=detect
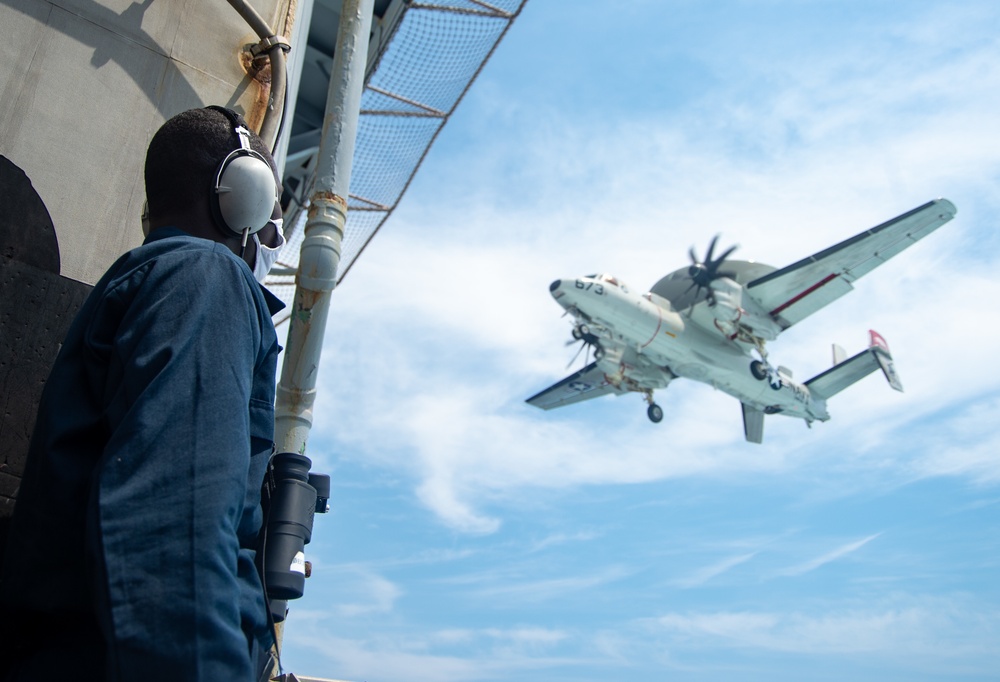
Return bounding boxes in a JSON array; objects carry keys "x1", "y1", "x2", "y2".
[{"x1": 147, "y1": 195, "x2": 281, "y2": 271}]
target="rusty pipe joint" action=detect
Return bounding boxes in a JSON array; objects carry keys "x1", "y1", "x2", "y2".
[
  {"x1": 298, "y1": 192, "x2": 346, "y2": 292},
  {"x1": 274, "y1": 382, "x2": 315, "y2": 450}
]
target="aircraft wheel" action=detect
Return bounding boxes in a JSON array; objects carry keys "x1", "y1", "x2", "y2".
[
  {"x1": 647, "y1": 403, "x2": 664, "y2": 423},
  {"x1": 750, "y1": 360, "x2": 768, "y2": 381},
  {"x1": 594, "y1": 346, "x2": 605, "y2": 360},
  {"x1": 572, "y1": 326, "x2": 583, "y2": 340}
]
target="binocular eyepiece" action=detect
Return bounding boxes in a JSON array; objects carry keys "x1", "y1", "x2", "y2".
[{"x1": 258, "y1": 452, "x2": 330, "y2": 622}]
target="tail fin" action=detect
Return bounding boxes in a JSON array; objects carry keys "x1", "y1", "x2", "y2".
[
  {"x1": 741, "y1": 402, "x2": 765, "y2": 444},
  {"x1": 868, "y1": 330, "x2": 903, "y2": 391},
  {"x1": 805, "y1": 330, "x2": 903, "y2": 400}
]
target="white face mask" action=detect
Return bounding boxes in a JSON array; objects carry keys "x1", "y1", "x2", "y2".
[{"x1": 252, "y1": 217, "x2": 285, "y2": 283}]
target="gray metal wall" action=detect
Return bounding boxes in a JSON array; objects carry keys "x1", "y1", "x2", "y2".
[
  {"x1": 0, "y1": 0, "x2": 297, "y2": 531},
  {"x1": 0, "y1": 0, "x2": 295, "y2": 285}
]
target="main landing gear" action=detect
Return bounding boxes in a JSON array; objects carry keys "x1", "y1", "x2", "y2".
[
  {"x1": 750, "y1": 360, "x2": 782, "y2": 390},
  {"x1": 644, "y1": 390, "x2": 663, "y2": 423}
]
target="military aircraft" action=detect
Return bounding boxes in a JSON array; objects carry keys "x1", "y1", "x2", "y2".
[{"x1": 526, "y1": 199, "x2": 957, "y2": 443}]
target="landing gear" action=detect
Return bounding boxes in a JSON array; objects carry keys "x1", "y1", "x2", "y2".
[
  {"x1": 643, "y1": 390, "x2": 663, "y2": 423},
  {"x1": 751, "y1": 359, "x2": 783, "y2": 390},
  {"x1": 572, "y1": 324, "x2": 589, "y2": 340}
]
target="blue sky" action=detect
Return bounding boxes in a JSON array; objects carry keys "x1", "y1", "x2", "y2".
[{"x1": 277, "y1": 1, "x2": 1000, "y2": 679}]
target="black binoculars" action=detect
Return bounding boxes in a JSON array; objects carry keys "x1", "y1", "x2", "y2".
[{"x1": 257, "y1": 452, "x2": 330, "y2": 623}]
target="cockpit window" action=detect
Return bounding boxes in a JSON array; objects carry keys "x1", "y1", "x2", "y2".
[
  {"x1": 583, "y1": 273, "x2": 629, "y2": 292},
  {"x1": 598, "y1": 273, "x2": 628, "y2": 290}
]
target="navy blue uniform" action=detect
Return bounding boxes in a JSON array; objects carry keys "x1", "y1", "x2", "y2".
[{"x1": 1, "y1": 227, "x2": 283, "y2": 680}]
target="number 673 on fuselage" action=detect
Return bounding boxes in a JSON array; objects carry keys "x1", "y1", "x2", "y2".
[{"x1": 526, "y1": 199, "x2": 956, "y2": 444}]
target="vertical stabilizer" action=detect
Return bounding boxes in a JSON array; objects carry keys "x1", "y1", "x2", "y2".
[
  {"x1": 832, "y1": 344, "x2": 847, "y2": 365},
  {"x1": 741, "y1": 403, "x2": 765, "y2": 444},
  {"x1": 869, "y1": 330, "x2": 903, "y2": 392}
]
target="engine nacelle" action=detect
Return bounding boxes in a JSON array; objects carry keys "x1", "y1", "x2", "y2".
[
  {"x1": 709, "y1": 277, "x2": 782, "y2": 341},
  {"x1": 708, "y1": 277, "x2": 743, "y2": 328}
]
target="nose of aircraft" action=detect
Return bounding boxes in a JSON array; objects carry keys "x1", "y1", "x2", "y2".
[{"x1": 549, "y1": 279, "x2": 561, "y2": 293}]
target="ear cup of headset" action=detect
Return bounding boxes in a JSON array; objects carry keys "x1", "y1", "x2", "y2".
[{"x1": 213, "y1": 150, "x2": 277, "y2": 237}]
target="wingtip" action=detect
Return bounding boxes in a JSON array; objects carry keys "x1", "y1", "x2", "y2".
[{"x1": 934, "y1": 197, "x2": 958, "y2": 217}]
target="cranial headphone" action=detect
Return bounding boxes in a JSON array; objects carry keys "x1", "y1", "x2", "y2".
[{"x1": 206, "y1": 106, "x2": 278, "y2": 244}]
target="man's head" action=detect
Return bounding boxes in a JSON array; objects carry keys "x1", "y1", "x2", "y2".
[{"x1": 143, "y1": 108, "x2": 282, "y2": 269}]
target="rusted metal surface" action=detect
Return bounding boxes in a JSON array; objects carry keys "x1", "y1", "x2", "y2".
[
  {"x1": 225, "y1": 0, "x2": 293, "y2": 148},
  {"x1": 239, "y1": 47, "x2": 274, "y2": 133},
  {"x1": 308, "y1": 190, "x2": 349, "y2": 215}
]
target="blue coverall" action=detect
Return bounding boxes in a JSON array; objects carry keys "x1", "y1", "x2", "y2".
[{"x1": 0, "y1": 227, "x2": 283, "y2": 680}]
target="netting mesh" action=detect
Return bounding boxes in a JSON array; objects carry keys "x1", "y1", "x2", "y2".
[{"x1": 268, "y1": 1, "x2": 527, "y2": 322}]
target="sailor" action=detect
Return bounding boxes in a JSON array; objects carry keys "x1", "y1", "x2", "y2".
[{"x1": 1, "y1": 107, "x2": 285, "y2": 681}]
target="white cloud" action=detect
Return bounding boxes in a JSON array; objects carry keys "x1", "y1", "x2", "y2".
[
  {"x1": 649, "y1": 594, "x2": 1000, "y2": 661},
  {"x1": 462, "y1": 565, "x2": 633, "y2": 604},
  {"x1": 298, "y1": 0, "x2": 1000, "y2": 535},
  {"x1": 286, "y1": 627, "x2": 591, "y2": 682},
  {"x1": 673, "y1": 552, "x2": 758, "y2": 589},
  {"x1": 777, "y1": 534, "x2": 881, "y2": 577},
  {"x1": 905, "y1": 395, "x2": 1000, "y2": 485},
  {"x1": 321, "y1": 567, "x2": 402, "y2": 618}
]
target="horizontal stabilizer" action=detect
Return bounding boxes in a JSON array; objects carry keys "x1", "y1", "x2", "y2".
[
  {"x1": 741, "y1": 403, "x2": 765, "y2": 444},
  {"x1": 805, "y1": 330, "x2": 902, "y2": 400},
  {"x1": 526, "y1": 362, "x2": 626, "y2": 410}
]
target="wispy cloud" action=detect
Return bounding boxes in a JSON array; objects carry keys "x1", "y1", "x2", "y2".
[
  {"x1": 326, "y1": 567, "x2": 403, "y2": 617},
  {"x1": 673, "y1": 552, "x2": 757, "y2": 588},
  {"x1": 286, "y1": 628, "x2": 598, "y2": 682},
  {"x1": 526, "y1": 530, "x2": 602, "y2": 553},
  {"x1": 778, "y1": 534, "x2": 881, "y2": 577},
  {"x1": 648, "y1": 594, "x2": 1000, "y2": 661},
  {"x1": 466, "y1": 565, "x2": 634, "y2": 603}
]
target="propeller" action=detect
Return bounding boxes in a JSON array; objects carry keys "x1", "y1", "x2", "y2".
[
  {"x1": 566, "y1": 324, "x2": 601, "y2": 369},
  {"x1": 686, "y1": 235, "x2": 738, "y2": 304}
]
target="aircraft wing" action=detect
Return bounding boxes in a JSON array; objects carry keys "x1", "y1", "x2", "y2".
[
  {"x1": 744, "y1": 199, "x2": 956, "y2": 330},
  {"x1": 526, "y1": 361, "x2": 626, "y2": 410}
]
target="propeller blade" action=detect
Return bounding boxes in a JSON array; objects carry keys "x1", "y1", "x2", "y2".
[
  {"x1": 566, "y1": 340, "x2": 586, "y2": 369},
  {"x1": 713, "y1": 244, "x2": 738, "y2": 266},
  {"x1": 705, "y1": 234, "x2": 719, "y2": 263}
]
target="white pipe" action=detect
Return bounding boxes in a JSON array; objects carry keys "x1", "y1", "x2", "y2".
[{"x1": 274, "y1": 0, "x2": 374, "y2": 456}]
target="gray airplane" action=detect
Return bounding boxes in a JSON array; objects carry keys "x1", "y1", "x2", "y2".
[{"x1": 527, "y1": 199, "x2": 957, "y2": 443}]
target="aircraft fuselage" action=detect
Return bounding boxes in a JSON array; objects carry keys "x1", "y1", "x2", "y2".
[{"x1": 549, "y1": 275, "x2": 828, "y2": 422}]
